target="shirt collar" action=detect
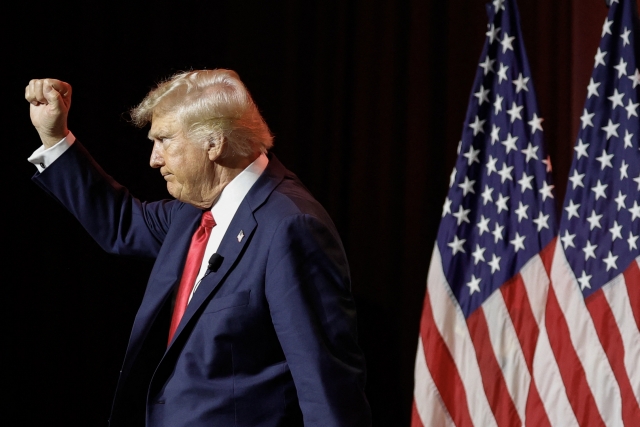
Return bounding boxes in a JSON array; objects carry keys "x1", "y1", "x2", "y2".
[{"x1": 210, "y1": 153, "x2": 268, "y2": 226}]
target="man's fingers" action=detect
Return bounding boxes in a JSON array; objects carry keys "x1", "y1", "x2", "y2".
[
  {"x1": 27, "y1": 79, "x2": 49, "y2": 104},
  {"x1": 25, "y1": 78, "x2": 72, "y2": 107},
  {"x1": 25, "y1": 79, "x2": 43, "y2": 104},
  {"x1": 25, "y1": 82, "x2": 39, "y2": 105}
]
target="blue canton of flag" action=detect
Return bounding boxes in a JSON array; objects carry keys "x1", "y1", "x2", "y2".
[
  {"x1": 559, "y1": 0, "x2": 640, "y2": 295},
  {"x1": 438, "y1": 0, "x2": 556, "y2": 317}
]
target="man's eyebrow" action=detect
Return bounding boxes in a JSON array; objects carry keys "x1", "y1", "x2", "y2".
[{"x1": 148, "y1": 128, "x2": 171, "y2": 140}]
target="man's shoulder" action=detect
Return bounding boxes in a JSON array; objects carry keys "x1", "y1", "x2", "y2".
[
  {"x1": 271, "y1": 178, "x2": 323, "y2": 215},
  {"x1": 251, "y1": 159, "x2": 337, "y2": 237},
  {"x1": 258, "y1": 156, "x2": 322, "y2": 211}
]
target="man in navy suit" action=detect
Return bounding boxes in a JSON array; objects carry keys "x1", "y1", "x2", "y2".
[{"x1": 25, "y1": 70, "x2": 371, "y2": 426}]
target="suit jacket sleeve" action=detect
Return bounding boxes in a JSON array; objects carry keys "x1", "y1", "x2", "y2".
[
  {"x1": 32, "y1": 140, "x2": 174, "y2": 258},
  {"x1": 265, "y1": 213, "x2": 371, "y2": 426}
]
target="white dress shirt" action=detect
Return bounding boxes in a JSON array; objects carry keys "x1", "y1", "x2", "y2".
[{"x1": 28, "y1": 133, "x2": 269, "y2": 302}]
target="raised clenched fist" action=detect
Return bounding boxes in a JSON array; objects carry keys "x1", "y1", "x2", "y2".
[{"x1": 25, "y1": 78, "x2": 72, "y2": 148}]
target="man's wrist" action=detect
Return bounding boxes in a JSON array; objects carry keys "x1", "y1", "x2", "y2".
[
  {"x1": 40, "y1": 129, "x2": 70, "y2": 149},
  {"x1": 29, "y1": 131, "x2": 76, "y2": 172}
]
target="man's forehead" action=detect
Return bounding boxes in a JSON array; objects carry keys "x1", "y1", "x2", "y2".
[{"x1": 148, "y1": 113, "x2": 181, "y2": 139}]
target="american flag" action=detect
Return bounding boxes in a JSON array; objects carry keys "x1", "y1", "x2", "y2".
[
  {"x1": 412, "y1": 0, "x2": 559, "y2": 425},
  {"x1": 413, "y1": 0, "x2": 640, "y2": 425},
  {"x1": 546, "y1": 0, "x2": 640, "y2": 425}
]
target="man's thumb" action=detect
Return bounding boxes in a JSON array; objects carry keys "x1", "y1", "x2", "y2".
[{"x1": 43, "y1": 83, "x2": 62, "y2": 107}]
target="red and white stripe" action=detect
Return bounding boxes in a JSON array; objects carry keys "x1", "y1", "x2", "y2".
[
  {"x1": 413, "y1": 240, "x2": 640, "y2": 426},
  {"x1": 546, "y1": 244, "x2": 639, "y2": 426}
]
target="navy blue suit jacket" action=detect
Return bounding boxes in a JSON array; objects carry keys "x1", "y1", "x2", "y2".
[{"x1": 33, "y1": 141, "x2": 371, "y2": 427}]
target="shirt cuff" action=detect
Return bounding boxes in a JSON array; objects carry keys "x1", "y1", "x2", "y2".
[{"x1": 28, "y1": 131, "x2": 77, "y2": 173}]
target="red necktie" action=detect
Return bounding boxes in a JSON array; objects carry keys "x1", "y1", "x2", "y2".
[{"x1": 168, "y1": 210, "x2": 216, "y2": 345}]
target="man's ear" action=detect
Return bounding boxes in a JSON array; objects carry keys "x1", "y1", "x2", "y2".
[{"x1": 207, "y1": 137, "x2": 226, "y2": 162}]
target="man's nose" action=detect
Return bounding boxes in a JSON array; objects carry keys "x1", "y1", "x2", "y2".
[{"x1": 150, "y1": 142, "x2": 164, "y2": 168}]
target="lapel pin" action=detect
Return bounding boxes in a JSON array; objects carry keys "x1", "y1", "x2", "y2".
[{"x1": 237, "y1": 230, "x2": 245, "y2": 242}]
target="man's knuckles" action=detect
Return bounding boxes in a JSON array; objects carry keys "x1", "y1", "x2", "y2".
[{"x1": 26, "y1": 79, "x2": 69, "y2": 103}]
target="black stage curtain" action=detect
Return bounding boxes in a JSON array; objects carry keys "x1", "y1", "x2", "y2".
[{"x1": 5, "y1": 1, "x2": 606, "y2": 425}]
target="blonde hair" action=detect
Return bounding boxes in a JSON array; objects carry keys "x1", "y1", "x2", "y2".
[{"x1": 131, "y1": 69, "x2": 273, "y2": 156}]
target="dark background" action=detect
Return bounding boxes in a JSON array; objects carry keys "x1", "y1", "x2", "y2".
[{"x1": 5, "y1": 0, "x2": 607, "y2": 425}]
